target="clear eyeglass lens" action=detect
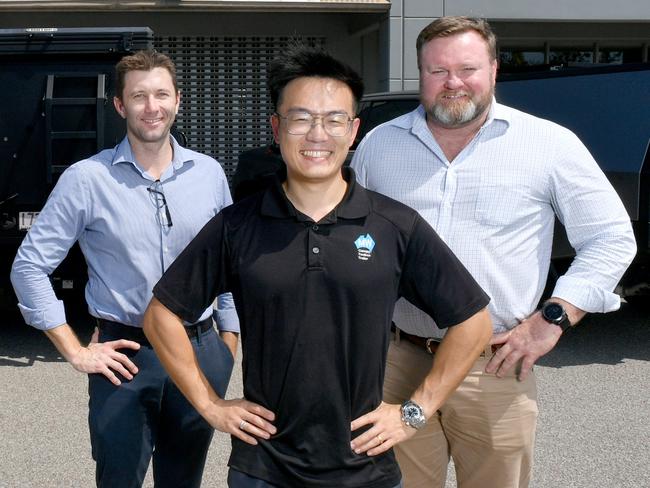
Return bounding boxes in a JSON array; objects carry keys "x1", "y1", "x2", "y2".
[{"x1": 285, "y1": 112, "x2": 351, "y2": 136}]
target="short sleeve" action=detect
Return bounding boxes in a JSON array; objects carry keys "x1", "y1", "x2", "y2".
[
  {"x1": 153, "y1": 213, "x2": 230, "y2": 323},
  {"x1": 399, "y1": 214, "x2": 490, "y2": 328}
]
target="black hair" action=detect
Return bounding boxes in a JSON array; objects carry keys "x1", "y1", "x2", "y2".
[{"x1": 267, "y1": 43, "x2": 364, "y2": 114}]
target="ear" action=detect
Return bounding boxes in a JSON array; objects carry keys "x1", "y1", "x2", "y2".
[
  {"x1": 113, "y1": 96, "x2": 126, "y2": 119},
  {"x1": 174, "y1": 90, "x2": 181, "y2": 115},
  {"x1": 348, "y1": 116, "x2": 361, "y2": 148},
  {"x1": 490, "y1": 59, "x2": 498, "y2": 85},
  {"x1": 270, "y1": 113, "x2": 281, "y2": 144}
]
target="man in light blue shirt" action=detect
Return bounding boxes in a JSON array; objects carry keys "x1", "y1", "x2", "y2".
[
  {"x1": 11, "y1": 50, "x2": 239, "y2": 488},
  {"x1": 352, "y1": 17, "x2": 636, "y2": 488}
]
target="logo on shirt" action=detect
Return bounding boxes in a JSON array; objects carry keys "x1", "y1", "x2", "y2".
[{"x1": 354, "y1": 234, "x2": 376, "y2": 261}]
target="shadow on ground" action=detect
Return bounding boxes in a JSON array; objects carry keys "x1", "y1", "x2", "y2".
[
  {"x1": 538, "y1": 302, "x2": 650, "y2": 368},
  {"x1": 1, "y1": 302, "x2": 95, "y2": 366},
  {"x1": 2, "y1": 297, "x2": 647, "y2": 368}
]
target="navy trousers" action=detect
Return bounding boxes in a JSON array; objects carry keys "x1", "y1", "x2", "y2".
[{"x1": 88, "y1": 323, "x2": 234, "y2": 488}]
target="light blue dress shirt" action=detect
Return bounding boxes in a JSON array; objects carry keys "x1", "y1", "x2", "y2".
[
  {"x1": 11, "y1": 136, "x2": 240, "y2": 332},
  {"x1": 352, "y1": 102, "x2": 636, "y2": 338}
]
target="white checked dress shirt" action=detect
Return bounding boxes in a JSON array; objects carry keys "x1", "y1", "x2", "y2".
[{"x1": 352, "y1": 101, "x2": 636, "y2": 338}]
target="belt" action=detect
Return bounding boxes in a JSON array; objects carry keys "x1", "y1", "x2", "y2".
[
  {"x1": 391, "y1": 323, "x2": 441, "y2": 354},
  {"x1": 391, "y1": 324, "x2": 502, "y2": 357},
  {"x1": 96, "y1": 317, "x2": 213, "y2": 344}
]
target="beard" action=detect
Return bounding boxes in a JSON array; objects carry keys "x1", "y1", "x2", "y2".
[{"x1": 426, "y1": 88, "x2": 493, "y2": 129}]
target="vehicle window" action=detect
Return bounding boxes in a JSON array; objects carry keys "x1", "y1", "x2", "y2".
[{"x1": 354, "y1": 99, "x2": 420, "y2": 147}]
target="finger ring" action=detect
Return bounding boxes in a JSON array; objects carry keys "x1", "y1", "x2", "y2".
[
  {"x1": 239, "y1": 420, "x2": 247, "y2": 430},
  {"x1": 377, "y1": 434, "x2": 384, "y2": 443}
]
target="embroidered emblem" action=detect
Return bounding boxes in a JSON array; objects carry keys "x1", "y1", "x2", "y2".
[{"x1": 354, "y1": 234, "x2": 376, "y2": 261}]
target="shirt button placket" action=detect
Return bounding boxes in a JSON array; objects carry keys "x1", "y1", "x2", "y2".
[
  {"x1": 438, "y1": 168, "x2": 457, "y2": 239},
  {"x1": 308, "y1": 224, "x2": 322, "y2": 268}
]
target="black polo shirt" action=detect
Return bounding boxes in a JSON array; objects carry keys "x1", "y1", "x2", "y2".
[{"x1": 153, "y1": 168, "x2": 489, "y2": 488}]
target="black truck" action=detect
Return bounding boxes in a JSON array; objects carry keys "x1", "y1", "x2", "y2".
[
  {"x1": 2, "y1": 29, "x2": 648, "y2": 307},
  {"x1": 0, "y1": 27, "x2": 153, "y2": 307},
  {"x1": 353, "y1": 64, "x2": 650, "y2": 303}
]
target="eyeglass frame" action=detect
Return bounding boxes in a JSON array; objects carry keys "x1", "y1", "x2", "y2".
[
  {"x1": 147, "y1": 181, "x2": 173, "y2": 227},
  {"x1": 273, "y1": 110, "x2": 357, "y2": 137}
]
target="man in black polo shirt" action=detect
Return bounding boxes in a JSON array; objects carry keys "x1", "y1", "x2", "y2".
[{"x1": 143, "y1": 45, "x2": 492, "y2": 488}]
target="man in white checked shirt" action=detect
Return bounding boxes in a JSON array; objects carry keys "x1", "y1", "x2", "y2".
[{"x1": 351, "y1": 16, "x2": 636, "y2": 488}]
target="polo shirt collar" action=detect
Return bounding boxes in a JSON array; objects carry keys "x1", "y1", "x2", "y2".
[
  {"x1": 111, "y1": 135, "x2": 193, "y2": 179},
  {"x1": 260, "y1": 166, "x2": 371, "y2": 222}
]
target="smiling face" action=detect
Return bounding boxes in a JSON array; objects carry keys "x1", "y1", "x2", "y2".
[
  {"x1": 271, "y1": 76, "x2": 360, "y2": 186},
  {"x1": 419, "y1": 30, "x2": 497, "y2": 130},
  {"x1": 113, "y1": 67, "x2": 180, "y2": 147}
]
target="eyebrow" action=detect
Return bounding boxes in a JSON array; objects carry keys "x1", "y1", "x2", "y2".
[{"x1": 284, "y1": 108, "x2": 350, "y2": 116}]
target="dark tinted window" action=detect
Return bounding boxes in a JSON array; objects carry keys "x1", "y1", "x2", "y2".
[
  {"x1": 354, "y1": 99, "x2": 420, "y2": 147},
  {"x1": 499, "y1": 47, "x2": 546, "y2": 73},
  {"x1": 598, "y1": 47, "x2": 643, "y2": 64}
]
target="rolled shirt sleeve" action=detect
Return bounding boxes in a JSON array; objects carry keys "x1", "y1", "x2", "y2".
[
  {"x1": 10, "y1": 165, "x2": 88, "y2": 330},
  {"x1": 549, "y1": 129, "x2": 637, "y2": 313},
  {"x1": 214, "y1": 292, "x2": 240, "y2": 333},
  {"x1": 211, "y1": 177, "x2": 240, "y2": 333}
]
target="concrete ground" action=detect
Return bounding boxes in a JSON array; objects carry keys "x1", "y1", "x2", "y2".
[{"x1": 1, "y1": 302, "x2": 648, "y2": 487}]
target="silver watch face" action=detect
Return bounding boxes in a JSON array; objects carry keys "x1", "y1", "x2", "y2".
[{"x1": 401, "y1": 400, "x2": 426, "y2": 429}]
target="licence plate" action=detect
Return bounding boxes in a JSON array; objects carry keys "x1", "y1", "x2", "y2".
[{"x1": 19, "y1": 211, "x2": 40, "y2": 231}]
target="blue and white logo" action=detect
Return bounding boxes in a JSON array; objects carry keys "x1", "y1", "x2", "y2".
[{"x1": 354, "y1": 233, "x2": 376, "y2": 261}]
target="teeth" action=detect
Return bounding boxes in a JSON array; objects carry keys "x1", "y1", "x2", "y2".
[{"x1": 302, "y1": 150, "x2": 330, "y2": 157}]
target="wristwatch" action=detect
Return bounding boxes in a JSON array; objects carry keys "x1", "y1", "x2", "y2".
[
  {"x1": 400, "y1": 400, "x2": 427, "y2": 430},
  {"x1": 540, "y1": 301, "x2": 571, "y2": 331}
]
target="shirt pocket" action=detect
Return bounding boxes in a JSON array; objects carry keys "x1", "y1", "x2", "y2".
[{"x1": 474, "y1": 183, "x2": 527, "y2": 226}]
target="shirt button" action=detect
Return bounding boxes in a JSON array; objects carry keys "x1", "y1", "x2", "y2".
[
  {"x1": 312, "y1": 225, "x2": 319, "y2": 231},
  {"x1": 312, "y1": 247, "x2": 320, "y2": 254}
]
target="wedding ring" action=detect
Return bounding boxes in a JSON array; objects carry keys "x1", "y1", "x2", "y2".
[
  {"x1": 377, "y1": 434, "x2": 384, "y2": 443},
  {"x1": 239, "y1": 420, "x2": 247, "y2": 430}
]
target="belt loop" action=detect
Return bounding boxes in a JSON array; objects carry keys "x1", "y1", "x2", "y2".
[
  {"x1": 196, "y1": 325, "x2": 202, "y2": 345},
  {"x1": 395, "y1": 326, "x2": 401, "y2": 345}
]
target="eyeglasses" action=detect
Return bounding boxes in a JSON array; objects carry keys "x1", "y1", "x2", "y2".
[
  {"x1": 275, "y1": 111, "x2": 355, "y2": 137},
  {"x1": 147, "y1": 180, "x2": 173, "y2": 227}
]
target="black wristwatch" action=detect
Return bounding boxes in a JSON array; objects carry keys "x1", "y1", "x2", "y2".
[
  {"x1": 540, "y1": 301, "x2": 571, "y2": 331},
  {"x1": 400, "y1": 400, "x2": 427, "y2": 430}
]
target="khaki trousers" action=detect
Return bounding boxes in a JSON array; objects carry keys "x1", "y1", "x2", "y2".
[{"x1": 384, "y1": 335, "x2": 538, "y2": 488}]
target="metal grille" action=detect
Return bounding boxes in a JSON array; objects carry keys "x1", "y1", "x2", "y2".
[{"x1": 155, "y1": 36, "x2": 325, "y2": 181}]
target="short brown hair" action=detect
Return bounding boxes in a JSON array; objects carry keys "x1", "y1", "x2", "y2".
[
  {"x1": 115, "y1": 50, "x2": 178, "y2": 99},
  {"x1": 416, "y1": 16, "x2": 497, "y2": 69}
]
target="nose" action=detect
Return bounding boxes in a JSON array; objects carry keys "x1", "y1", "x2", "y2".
[
  {"x1": 444, "y1": 73, "x2": 463, "y2": 90},
  {"x1": 144, "y1": 94, "x2": 159, "y2": 112},
  {"x1": 306, "y1": 117, "x2": 328, "y2": 141}
]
